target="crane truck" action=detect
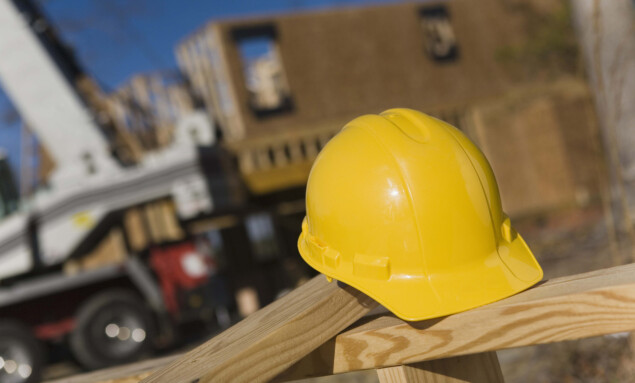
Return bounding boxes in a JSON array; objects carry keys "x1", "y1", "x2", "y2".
[{"x1": 0, "y1": 1, "x2": 310, "y2": 382}]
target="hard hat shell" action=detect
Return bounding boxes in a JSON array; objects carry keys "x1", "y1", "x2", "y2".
[{"x1": 298, "y1": 108, "x2": 543, "y2": 321}]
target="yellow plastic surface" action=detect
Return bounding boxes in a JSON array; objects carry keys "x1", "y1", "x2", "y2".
[{"x1": 298, "y1": 108, "x2": 543, "y2": 321}]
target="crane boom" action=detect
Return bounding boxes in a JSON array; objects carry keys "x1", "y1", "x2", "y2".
[{"x1": 0, "y1": 0, "x2": 118, "y2": 187}]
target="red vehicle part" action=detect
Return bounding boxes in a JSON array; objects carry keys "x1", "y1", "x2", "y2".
[
  {"x1": 33, "y1": 318, "x2": 75, "y2": 340},
  {"x1": 149, "y1": 242, "x2": 210, "y2": 316}
]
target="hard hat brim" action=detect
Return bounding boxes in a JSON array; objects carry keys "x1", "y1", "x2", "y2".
[{"x1": 298, "y1": 221, "x2": 543, "y2": 322}]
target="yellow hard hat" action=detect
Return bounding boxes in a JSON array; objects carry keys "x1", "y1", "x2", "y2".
[{"x1": 298, "y1": 108, "x2": 543, "y2": 321}]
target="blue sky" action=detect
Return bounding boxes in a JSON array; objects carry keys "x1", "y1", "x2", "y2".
[
  {"x1": 0, "y1": 0, "x2": 406, "y2": 182},
  {"x1": 43, "y1": 0, "x2": 406, "y2": 89}
]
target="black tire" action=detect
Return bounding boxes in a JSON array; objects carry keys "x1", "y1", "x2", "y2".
[
  {"x1": 0, "y1": 321, "x2": 44, "y2": 383},
  {"x1": 69, "y1": 289, "x2": 154, "y2": 370}
]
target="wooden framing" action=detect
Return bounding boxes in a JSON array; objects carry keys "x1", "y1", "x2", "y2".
[
  {"x1": 50, "y1": 263, "x2": 635, "y2": 383},
  {"x1": 63, "y1": 227, "x2": 127, "y2": 274},
  {"x1": 124, "y1": 200, "x2": 185, "y2": 249},
  {"x1": 176, "y1": 24, "x2": 243, "y2": 141},
  {"x1": 142, "y1": 275, "x2": 376, "y2": 383},
  {"x1": 222, "y1": 105, "x2": 465, "y2": 195},
  {"x1": 226, "y1": 123, "x2": 340, "y2": 194},
  {"x1": 376, "y1": 353, "x2": 504, "y2": 383},
  {"x1": 280, "y1": 263, "x2": 635, "y2": 378},
  {"x1": 107, "y1": 72, "x2": 195, "y2": 157},
  {"x1": 73, "y1": 75, "x2": 145, "y2": 164}
]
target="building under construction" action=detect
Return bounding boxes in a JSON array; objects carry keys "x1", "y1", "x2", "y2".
[{"x1": 169, "y1": 0, "x2": 602, "y2": 218}]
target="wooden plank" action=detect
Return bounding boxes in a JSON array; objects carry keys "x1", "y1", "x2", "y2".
[
  {"x1": 124, "y1": 208, "x2": 148, "y2": 252},
  {"x1": 65, "y1": 228, "x2": 127, "y2": 274},
  {"x1": 46, "y1": 354, "x2": 180, "y2": 383},
  {"x1": 186, "y1": 214, "x2": 240, "y2": 235},
  {"x1": 56, "y1": 263, "x2": 635, "y2": 383},
  {"x1": 80, "y1": 228, "x2": 127, "y2": 270},
  {"x1": 139, "y1": 200, "x2": 184, "y2": 244},
  {"x1": 150, "y1": 76, "x2": 170, "y2": 123},
  {"x1": 157, "y1": 201, "x2": 185, "y2": 241},
  {"x1": 143, "y1": 203, "x2": 162, "y2": 243},
  {"x1": 104, "y1": 93, "x2": 144, "y2": 163},
  {"x1": 140, "y1": 275, "x2": 377, "y2": 383},
  {"x1": 278, "y1": 263, "x2": 635, "y2": 380},
  {"x1": 187, "y1": 42, "x2": 208, "y2": 106},
  {"x1": 376, "y1": 352, "x2": 504, "y2": 383}
]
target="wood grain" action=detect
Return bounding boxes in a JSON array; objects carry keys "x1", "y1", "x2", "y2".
[
  {"x1": 376, "y1": 352, "x2": 504, "y2": 383},
  {"x1": 46, "y1": 354, "x2": 179, "y2": 383},
  {"x1": 278, "y1": 263, "x2": 635, "y2": 380},
  {"x1": 141, "y1": 275, "x2": 376, "y2": 383},
  {"x1": 55, "y1": 263, "x2": 635, "y2": 383}
]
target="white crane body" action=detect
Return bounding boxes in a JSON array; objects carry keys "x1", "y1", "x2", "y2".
[{"x1": 0, "y1": 0, "x2": 214, "y2": 281}]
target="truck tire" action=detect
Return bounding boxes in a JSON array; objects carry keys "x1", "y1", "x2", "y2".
[
  {"x1": 69, "y1": 289, "x2": 154, "y2": 370},
  {"x1": 0, "y1": 321, "x2": 43, "y2": 383}
]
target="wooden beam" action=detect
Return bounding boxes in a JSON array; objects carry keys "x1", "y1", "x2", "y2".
[
  {"x1": 278, "y1": 263, "x2": 635, "y2": 380},
  {"x1": 124, "y1": 208, "x2": 148, "y2": 252},
  {"x1": 376, "y1": 352, "x2": 504, "y2": 383},
  {"x1": 54, "y1": 263, "x2": 635, "y2": 383},
  {"x1": 140, "y1": 275, "x2": 377, "y2": 383},
  {"x1": 46, "y1": 354, "x2": 179, "y2": 383}
]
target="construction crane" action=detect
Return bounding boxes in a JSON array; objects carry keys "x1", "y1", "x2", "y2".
[{"x1": 0, "y1": 1, "x2": 309, "y2": 382}]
